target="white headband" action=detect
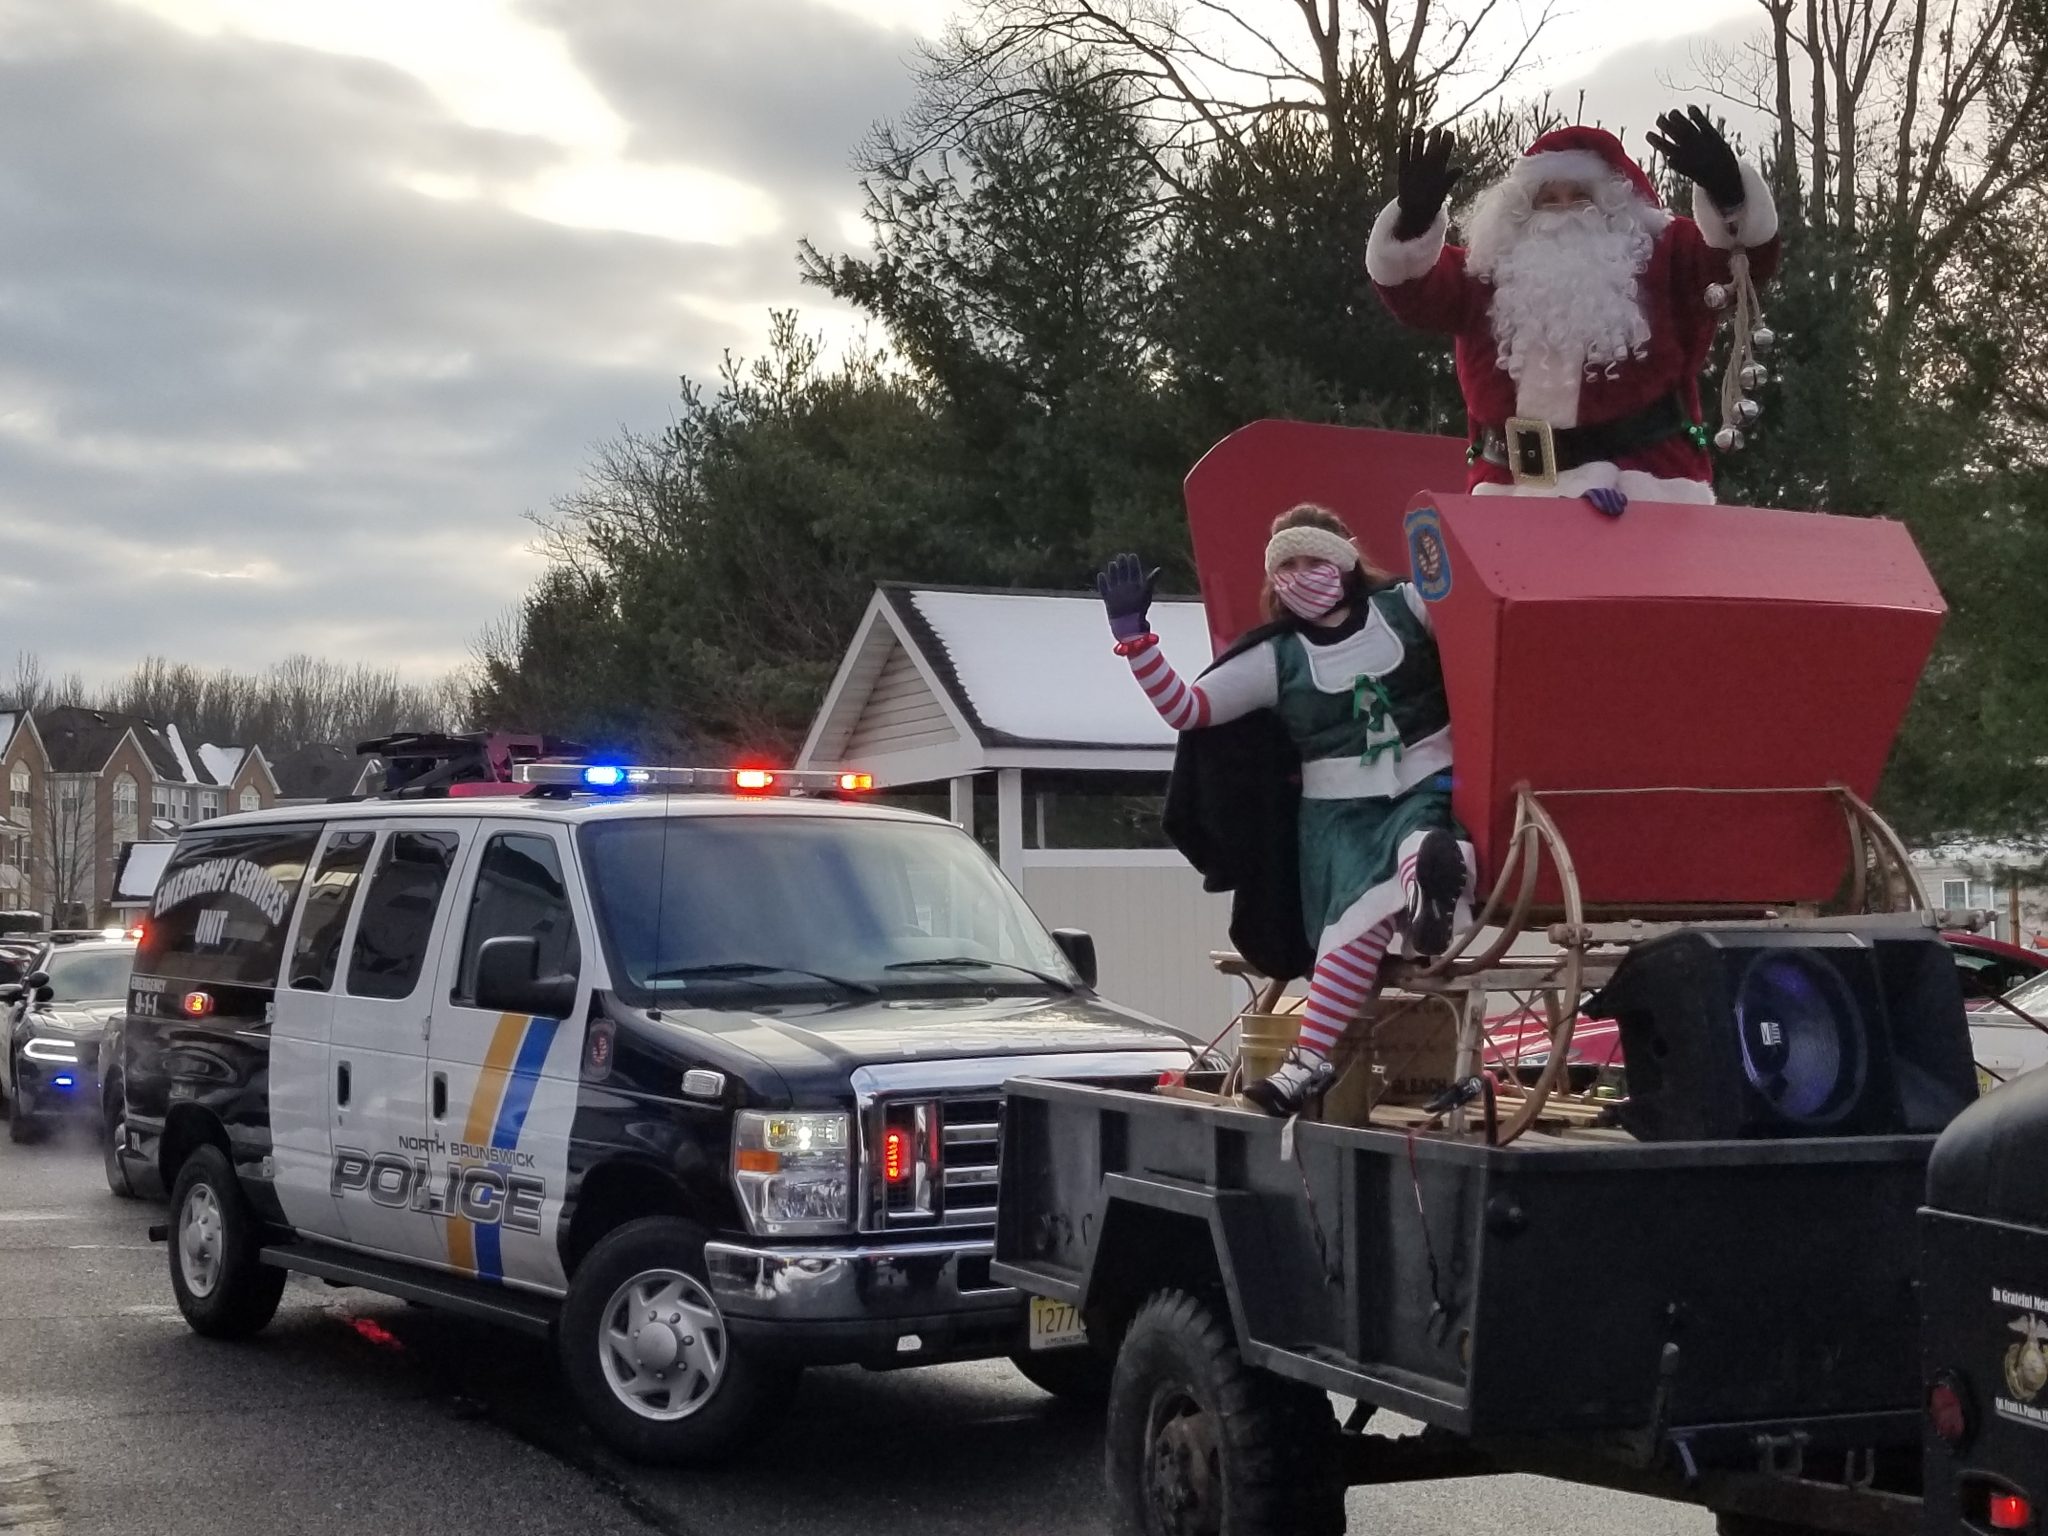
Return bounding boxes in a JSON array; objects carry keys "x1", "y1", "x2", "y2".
[{"x1": 1264, "y1": 524, "x2": 1361, "y2": 575}]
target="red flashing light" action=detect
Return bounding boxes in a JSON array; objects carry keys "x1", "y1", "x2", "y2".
[
  {"x1": 883, "y1": 1126, "x2": 910, "y2": 1184},
  {"x1": 126, "y1": 923, "x2": 146, "y2": 943},
  {"x1": 836, "y1": 772, "x2": 874, "y2": 792},
  {"x1": 1990, "y1": 1492, "x2": 2032, "y2": 1532},
  {"x1": 733, "y1": 769, "x2": 776, "y2": 793},
  {"x1": 181, "y1": 991, "x2": 213, "y2": 1018}
]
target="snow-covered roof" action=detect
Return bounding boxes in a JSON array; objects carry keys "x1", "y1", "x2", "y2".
[
  {"x1": 161, "y1": 722, "x2": 200, "y2": 784},
  {"x1": 113, "y1": 840, "x2": 177, "y2": 902},
  {"x1": 798, "y1": 584, "x2": 1218, "y2": 786},
  {"x1": 0, "y1": 712, "x2": 17, "y2": 755},
  {"x1": 198, "y1": 743, "x2": 246, "y2": 787},
  {"x1": 902, "y1": 588, "x2": 1209, "y2": 748}
]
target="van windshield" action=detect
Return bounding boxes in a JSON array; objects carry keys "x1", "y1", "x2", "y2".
[{"x1": 577, "y1": 814, "x2": 1079, "y2": 1002}]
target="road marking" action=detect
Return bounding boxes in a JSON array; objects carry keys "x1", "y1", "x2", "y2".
[
  {"x1": 0, "y1": 1213, "x2": 83, "y2": 1224},
  {"x1": 0, "y1": 1422, "x2": 61, "y2": 1534}
]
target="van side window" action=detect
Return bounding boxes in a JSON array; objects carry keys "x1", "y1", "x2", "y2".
[
  {"x1": 136, "y1": 826, "x2": 320, "y2": 986},
  {"x1": 346, "y1": 831, "x2": 459, "y2": 1001},
  {"x1": 290, "y1": 831, "x2": 374, "y2": 992},
  {"x1": 455, "y1": 834, "x2": 580, "y2": 1004}
]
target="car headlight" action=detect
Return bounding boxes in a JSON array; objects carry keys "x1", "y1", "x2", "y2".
[
  {"x1": 732, "y1": 1110, "x2": 852, "y2": 1236},
  {"x1": 22, "y1": 1037, "x2": 80, "y2": 1064}
]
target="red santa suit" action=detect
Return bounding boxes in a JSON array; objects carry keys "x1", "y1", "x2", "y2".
[{"x1": 1367, "y1": 126, "x2": 1781, "y2": 503}]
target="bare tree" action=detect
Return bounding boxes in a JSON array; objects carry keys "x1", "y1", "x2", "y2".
[
  {"x1": 34, "y1": 778, "x2": 97, "y2": 928},
  {"x1": 892, "y1": 0, "x2": 1555, "y2": 190}
]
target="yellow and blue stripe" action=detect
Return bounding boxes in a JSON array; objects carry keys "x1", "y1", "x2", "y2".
[{"x1": 446, "y1": 1012, "x2": 560, "y2": 1282}]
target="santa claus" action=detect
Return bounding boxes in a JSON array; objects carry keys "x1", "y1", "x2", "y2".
[{"x1": 1367, "y1": 110, "x2": 1781, "y2": 507}]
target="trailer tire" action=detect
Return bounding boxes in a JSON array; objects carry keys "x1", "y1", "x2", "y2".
[{"x1": 1107, "y1": 1288, "x2": 1344, "y2": 1536}]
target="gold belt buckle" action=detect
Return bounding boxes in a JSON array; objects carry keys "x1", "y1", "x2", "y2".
[{"x1": 1503, "y1": 417, "x2": 1558, "y2": 489}]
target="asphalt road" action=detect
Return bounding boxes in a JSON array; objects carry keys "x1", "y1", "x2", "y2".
[{"x1": 0, "y1": 1119, "x2": 1714, "y2": 1536}]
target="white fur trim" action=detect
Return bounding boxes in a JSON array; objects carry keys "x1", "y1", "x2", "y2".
[
  {"x1": 1265, "y1": 524, "x2": 1360, "y2": 574},
  {"x1": 1472, "y1": 464, "x2": 1718, "y2": 504},
  {"x1": 1366, "y1": 199, "x2": 1447, "y2": 286},
  {"x1": 1513, "y1": 148, "x2": 1615, "y2": 191},
  {"x1": 1693, "y1": 159, "x2": 1778, "y2": 249}
]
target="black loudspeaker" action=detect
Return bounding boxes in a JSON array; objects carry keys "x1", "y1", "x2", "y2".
[{"x1": 1595, "y1": 928, "x2": 1978, "y2": 1141}]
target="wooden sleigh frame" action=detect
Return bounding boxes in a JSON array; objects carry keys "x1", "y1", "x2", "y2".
[{"x1": 1206, "y1": 782, "x2": 1967, "y2": 1145}]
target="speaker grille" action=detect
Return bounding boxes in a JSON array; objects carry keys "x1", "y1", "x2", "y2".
[{"x1": 1733, "y1": 951, "x2": 1870, "y2": 1127}]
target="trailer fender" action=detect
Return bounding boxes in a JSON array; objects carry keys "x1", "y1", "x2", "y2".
[{"x1": 1075, "y1": 1172, "x2": 1268, "y2": 1350}]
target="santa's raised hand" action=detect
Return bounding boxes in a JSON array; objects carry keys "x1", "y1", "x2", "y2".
[
  {"x1": 1646, "y1": 105, "x2": 1745, "y2": 212},
  {"x1": 1394, "y1": 128, "x2": 1462, "y2": 241}
]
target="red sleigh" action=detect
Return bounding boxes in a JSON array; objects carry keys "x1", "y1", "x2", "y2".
[{"x1": 1184, "y1": 420, "x2": 1953, "y2": 1139}]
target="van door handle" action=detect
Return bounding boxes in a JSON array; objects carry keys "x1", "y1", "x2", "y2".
[
  {"x1": 432, "y1": 1072, "x2": 447, "y2": 1120},
  {"x1": 336, "y1": 1060, "x2": 351, "y2": 1107}
]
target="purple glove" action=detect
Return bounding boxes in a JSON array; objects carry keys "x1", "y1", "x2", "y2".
[
  {"x1": 1584, "y1": 488, "x2": 1628, "y2": 518},
  {"x1": 1095, "y1": 553, "x2": 1159, "y2": 643}
]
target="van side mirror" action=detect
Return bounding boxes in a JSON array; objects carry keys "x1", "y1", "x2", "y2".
[
  {"x1": 1051, "y1": 929, "x2": 1097, "y2": 991},
  {"x1": 474, "y1": 936, "x2": 578, "y2": 1020}
]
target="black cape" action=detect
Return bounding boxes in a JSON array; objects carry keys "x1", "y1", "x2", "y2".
[{"x1": 1160, "y1": 620, "x2": 1316, "y2": 983}]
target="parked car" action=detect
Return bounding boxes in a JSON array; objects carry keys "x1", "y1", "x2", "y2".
[
  {"x1": 1969, "y1": 964, "x2": 2048, "y2": 1089},
  {"x1": 1, "y1": 937, "x2": 136, "y2": 1142},
  {"x1": 1944, "y1": 929, "x2": 2048, "y2": 1010}
]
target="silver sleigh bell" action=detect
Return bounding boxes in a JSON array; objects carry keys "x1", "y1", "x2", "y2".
[
  {"x1": 1714, "y1": 426, "x2": 1746, "y2": 453},
  {"x1": 1704, "y1": 282, "x2": 1732, "y2": 310}
]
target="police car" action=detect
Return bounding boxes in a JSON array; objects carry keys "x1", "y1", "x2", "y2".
[{"x1": 120, "y1": 739, "x2": 1195, "y2": 1462}]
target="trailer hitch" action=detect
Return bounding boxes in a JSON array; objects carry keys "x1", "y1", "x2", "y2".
[{"x1": 1756, "y1": 1430, "x2": 1809, "y2": 1479}]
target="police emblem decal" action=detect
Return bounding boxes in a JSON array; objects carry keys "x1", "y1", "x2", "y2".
[{"x1": 1406, "y1": 505, "x2": 1451, "y2": 603}]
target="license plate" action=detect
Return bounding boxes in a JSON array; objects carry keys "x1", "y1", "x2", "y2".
[{"x1": 1028, "y1": 1295, "x2": 1086, "y2": 1351}]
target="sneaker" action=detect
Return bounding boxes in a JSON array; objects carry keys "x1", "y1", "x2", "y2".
[
  {"x1": 1406, "y1": 829, "x2": 1467, "y2": 960},
  {"x1": 1243, "y1": 1046, "x2": 1338, "y2": 1117}
]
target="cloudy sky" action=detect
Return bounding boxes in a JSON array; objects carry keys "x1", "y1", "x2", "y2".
[{"x1": 0, "y1": 0, "x2": 1765, "y2": 687}]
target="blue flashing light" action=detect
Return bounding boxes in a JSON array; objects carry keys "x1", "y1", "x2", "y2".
[
  {"x1": 52, "y1": 1076, "x2": 75, "y2": 1088},
  {"x1": 582, "y1": 765, "x2": 628, "y2": 789}
]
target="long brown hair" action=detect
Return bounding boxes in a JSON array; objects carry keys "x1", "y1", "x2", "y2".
[{"x1": 1257, "y1": 503, "x2": 1394, "y2": 624}]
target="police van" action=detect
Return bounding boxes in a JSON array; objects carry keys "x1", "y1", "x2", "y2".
[{"x1": 121, "y1": 740, "x2": 1196, "y2": 1461}]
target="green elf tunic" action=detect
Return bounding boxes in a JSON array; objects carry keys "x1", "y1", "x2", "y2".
[{"x1": 1183, "y1": 582, "x2": 1467, "y2": 958}]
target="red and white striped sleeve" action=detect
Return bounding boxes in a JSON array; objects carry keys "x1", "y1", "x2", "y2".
[{"x1": 1119, "y1": 637, "x2": 1278, "y2": 732}]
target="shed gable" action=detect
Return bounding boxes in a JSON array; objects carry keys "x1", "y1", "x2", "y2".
[{"x1": 844, "y1": 642, "x2": 960, "y2": 758}]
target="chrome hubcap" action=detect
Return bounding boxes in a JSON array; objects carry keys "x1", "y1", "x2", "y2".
[
  {"x1": 179, "y1": 1183, "x2": 225, "y2": 1298},
  {"x1": 598, "y1": 1269, "x2": 725, "y2": 1420}
]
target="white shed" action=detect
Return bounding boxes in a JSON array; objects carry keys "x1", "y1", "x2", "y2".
[{"x1": 797, "y1": 585, "x2": 1247, "y2": 1035}]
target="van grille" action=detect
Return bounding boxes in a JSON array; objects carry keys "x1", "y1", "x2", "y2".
[{"x1": 865, "y1": 1092, "x2": 1004, "y2": 1232}]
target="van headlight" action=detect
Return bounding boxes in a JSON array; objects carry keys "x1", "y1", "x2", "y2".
[{"x1": 732, "y1": 1111, "x2": 852, "y2": 1236}]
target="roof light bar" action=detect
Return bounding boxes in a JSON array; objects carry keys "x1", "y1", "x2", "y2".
[{"x1": 514, "y1": 763, "x2": 876, "y2": 795}]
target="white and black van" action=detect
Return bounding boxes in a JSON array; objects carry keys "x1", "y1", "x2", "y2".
[{"x1": 121, "y1": 747, "x2": 1195, "y2": 1461}]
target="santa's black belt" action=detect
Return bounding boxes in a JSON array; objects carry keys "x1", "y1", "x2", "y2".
[{"x1": 1476, "y1": 394, "x2": 1697, "y2": 486}]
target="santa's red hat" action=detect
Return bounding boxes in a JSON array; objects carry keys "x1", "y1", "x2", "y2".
[{"x1": 1513, "y1": 126, "x2": 1660, "y2": 208}]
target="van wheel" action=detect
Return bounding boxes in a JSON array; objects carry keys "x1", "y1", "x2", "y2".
[
  {"x1": 102, "y1": 1084, "x2": 138, "y2": 1198},
  {"x1": 558, "y1": 1217, "x2": 799, "y2": 1464},
  {"x1": 1012, "y1": 1343, "x2": 1116, "y2": 1403},
  {"x1": 1107, "y1": 1288, "x2": 1343, "y2": 1536},
  {"x1": 168, "y1": 1144, "x2": 285, "y2": 1338}
]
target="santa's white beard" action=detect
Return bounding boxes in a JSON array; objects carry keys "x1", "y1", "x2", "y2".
[{"x1": 1478, "y1": 207, "x2": 1655, "y2": 390}]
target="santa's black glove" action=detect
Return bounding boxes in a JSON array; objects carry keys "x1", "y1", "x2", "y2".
[
  {"x1": 1394, "y1": 128, "x2": 1463, "y2": 241},
  {"x1": 1647, "y1": 105, "x2": 1745, "y2": 212},
  {"x1": 1095, "y1": 553, "x2": 1159, "y2": 643}
]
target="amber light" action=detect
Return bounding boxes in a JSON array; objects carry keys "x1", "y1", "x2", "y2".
[
  {"x1": 735, "y1": 1148, "x2": 781, "y2": 1174},
  {"x1": 181, "y1": 991, "x2": 214, "y2": 1018},
  {"x1": 1990, "y1": 1492, "x2": 2032, "y2": 1532},
  {"x1": 836, "y1": 772, "x2": 874, "y2": 792},
  {"x1": 883, "y1": 1126, "x2": 911, "y2": 1184},
  {"x1": 733, "y1": 769, "x2": 776, "y2": 792}
]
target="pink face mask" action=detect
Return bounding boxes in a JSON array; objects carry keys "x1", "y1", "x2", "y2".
[{"x1": 1272, "y1": 560, "x2": 1347, "y2": 619}]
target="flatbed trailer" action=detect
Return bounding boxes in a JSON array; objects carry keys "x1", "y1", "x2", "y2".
[{"x1": 993, "y1": 1073, "x2": 1932, "y2": 1535}]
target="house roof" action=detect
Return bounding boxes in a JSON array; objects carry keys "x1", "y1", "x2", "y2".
[
  {"x1": 268, "y1": 741, "x2": 378, "y2": 800},
  {"x1": 31, "y1": 707, "x2": 260, "y2": 788},
  {"x1": 798, "y1": 584, "x2": 1210, "y2": 785}
]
